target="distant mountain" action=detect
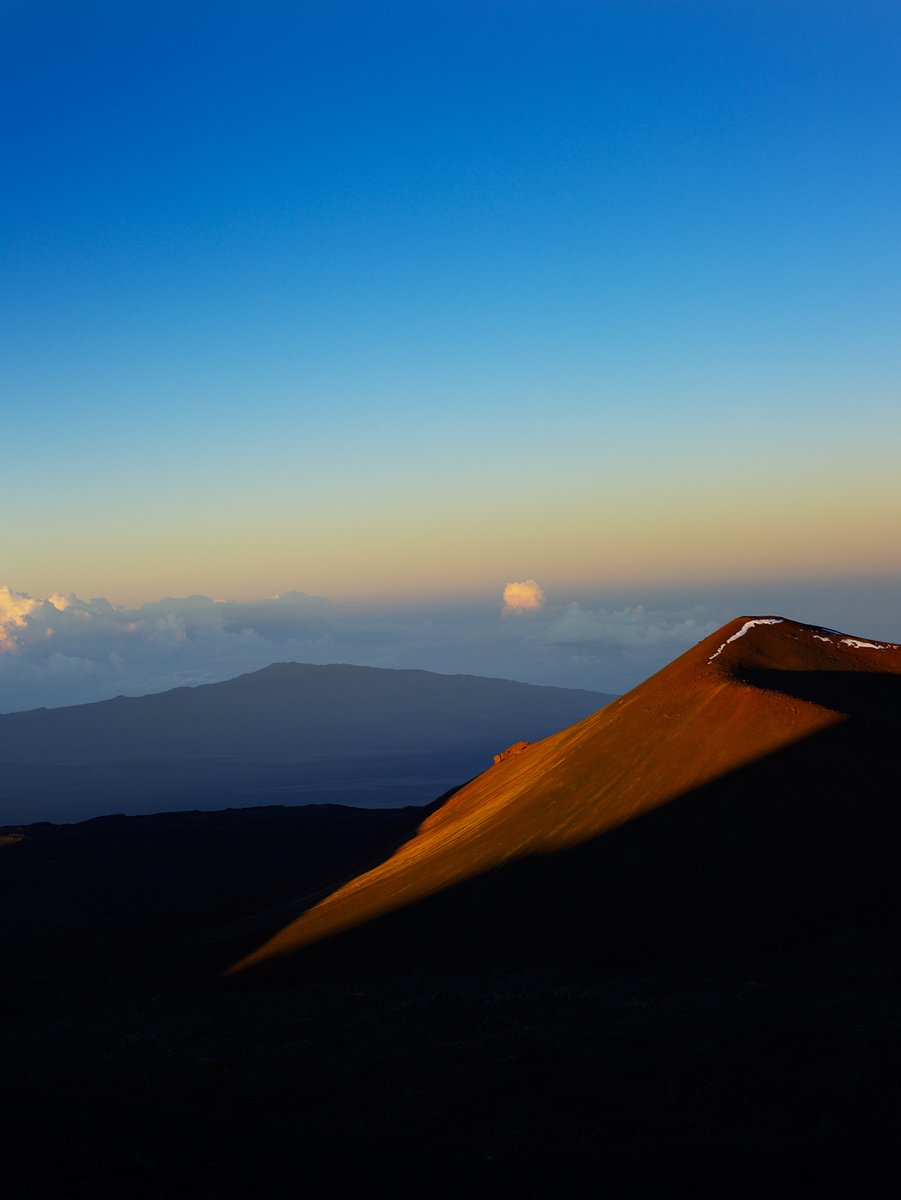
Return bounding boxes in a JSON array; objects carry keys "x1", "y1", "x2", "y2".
[
  {"x1": 229, "y1": 617, "x2": 901, "y2": 976},
  {"x1": 0, "y1": 662, "x2": 614, "y2": 823}
]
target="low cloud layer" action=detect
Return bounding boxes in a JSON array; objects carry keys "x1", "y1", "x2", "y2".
[
  {"x1": 8, "y1": 577, "x2": 899, "y2": 714},
  {"x1": 0, "y1": 583, "x2": 727, "y2": 713}
]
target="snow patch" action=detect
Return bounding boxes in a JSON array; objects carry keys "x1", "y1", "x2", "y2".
[
  {"x1": 808, "y1": 626, "x2": 898, "y2": 651},
  {"x1": 708, "y1": 618, "x2": 783, "y2": 663}
]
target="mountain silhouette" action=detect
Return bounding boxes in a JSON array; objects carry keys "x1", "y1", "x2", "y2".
[
  {"x1": 0, "y1": 662, "x2": 612, "y2": 823},
  {"x1": 228, "y1": 617, "x2": 901, "y2": 977}
]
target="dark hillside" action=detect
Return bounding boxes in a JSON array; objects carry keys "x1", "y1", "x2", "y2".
[{"x1": 4, "y1": 620, "x2": 900, "y2": 1198}]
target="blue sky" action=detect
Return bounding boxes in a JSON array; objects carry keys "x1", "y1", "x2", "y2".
[{"x1": 2, "y1": 1, "x2": 899, "y2": 703}]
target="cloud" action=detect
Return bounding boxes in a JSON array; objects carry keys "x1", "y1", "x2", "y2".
[
  {"x1": 4, "y1": 575, "x2": 901, "y2": 715},
  {"x1": 502, "y1": 579, "x2": 545, "y2": 616},
  {"x1": 538, "y1": 603, "x2": 705, "y2": 653},
  {"x1": 0, "y1": 583, "x2": 730, "y2": 713},
  {"x1": 0, "y1": 585, "x2": 42, "y2": 651},
  {"x1": 0, "y1": 588, "x2": 334, "y2": 711}
]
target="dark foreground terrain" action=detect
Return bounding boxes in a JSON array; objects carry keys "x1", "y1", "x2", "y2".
[
  {"x1": 2, "y1": 801, "x2": 900, "y2": 1199},
  {"x1": 4, "y1": 619, "x2": 901, "y2": 1197}
]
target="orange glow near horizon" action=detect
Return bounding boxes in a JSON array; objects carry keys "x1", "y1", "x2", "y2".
[{"x1": 5, "y1": 441, "x2": 900, "y2": 609}]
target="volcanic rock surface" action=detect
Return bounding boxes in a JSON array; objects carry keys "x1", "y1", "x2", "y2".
[{"x1": 230, "y1": 616, "x2": 901, "y2": 976}]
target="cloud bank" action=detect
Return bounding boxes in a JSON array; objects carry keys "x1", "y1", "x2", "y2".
[
  {"x1": 0, "y1": 582, "x2": 725, "y2": 713},
  {"x1": 15, "y1": 576, "x2": 900, "y2": 714}
]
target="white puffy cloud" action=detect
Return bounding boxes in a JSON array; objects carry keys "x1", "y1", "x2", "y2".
[
  {"x1": 0, "y1": 589, "x2": 335, "y2": 711},
  {"x1": 502, "y1": 579, "x2": 545, "y2": 615},
  {"x1": 0, "y1": 585, "x2": 45, "y2": 652}
]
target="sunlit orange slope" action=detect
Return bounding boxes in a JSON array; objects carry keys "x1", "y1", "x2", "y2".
[{"x1": 228, "y1": 617, "x2": 901, "y2": 973}]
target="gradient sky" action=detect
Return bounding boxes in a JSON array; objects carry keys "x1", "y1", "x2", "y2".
[{"x1": 3, "y1": 3, "x2": 900, "y2": 630}]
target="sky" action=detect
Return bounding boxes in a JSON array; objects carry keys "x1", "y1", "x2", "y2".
[{"x1": 2, "y1": 1, "x2": 900, "y2": 710}]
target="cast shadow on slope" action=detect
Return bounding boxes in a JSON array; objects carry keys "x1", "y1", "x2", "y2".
[
  {"x1": 737, "y1": 666, "x2": 901, "y2": 725},
  {"x1": 0, "y1": 800, "x2": 454, "y2": 986},
  {"x1": 229, "y1": 670, "x2": 901, "y2": 983}
]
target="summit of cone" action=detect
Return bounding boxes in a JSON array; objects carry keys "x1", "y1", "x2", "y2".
[{"x1": 229, "y1": 616, "x2": 901, "y2": 975}]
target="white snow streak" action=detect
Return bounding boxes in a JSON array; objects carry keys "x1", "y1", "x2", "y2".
[
  {"x1": 708, "y1": 618, "x2": 783, "y2": 663},
  {"x1": 707, "y1": 619, "x2": 899, "y2": 665}
]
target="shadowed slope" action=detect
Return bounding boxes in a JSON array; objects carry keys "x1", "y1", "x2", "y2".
[
  {"x1": 0, "y1": 802, "x2": 431, "y2": 985},
  {"x1": 229, "y1": 617, "x2": 901, "y2": 975}
]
